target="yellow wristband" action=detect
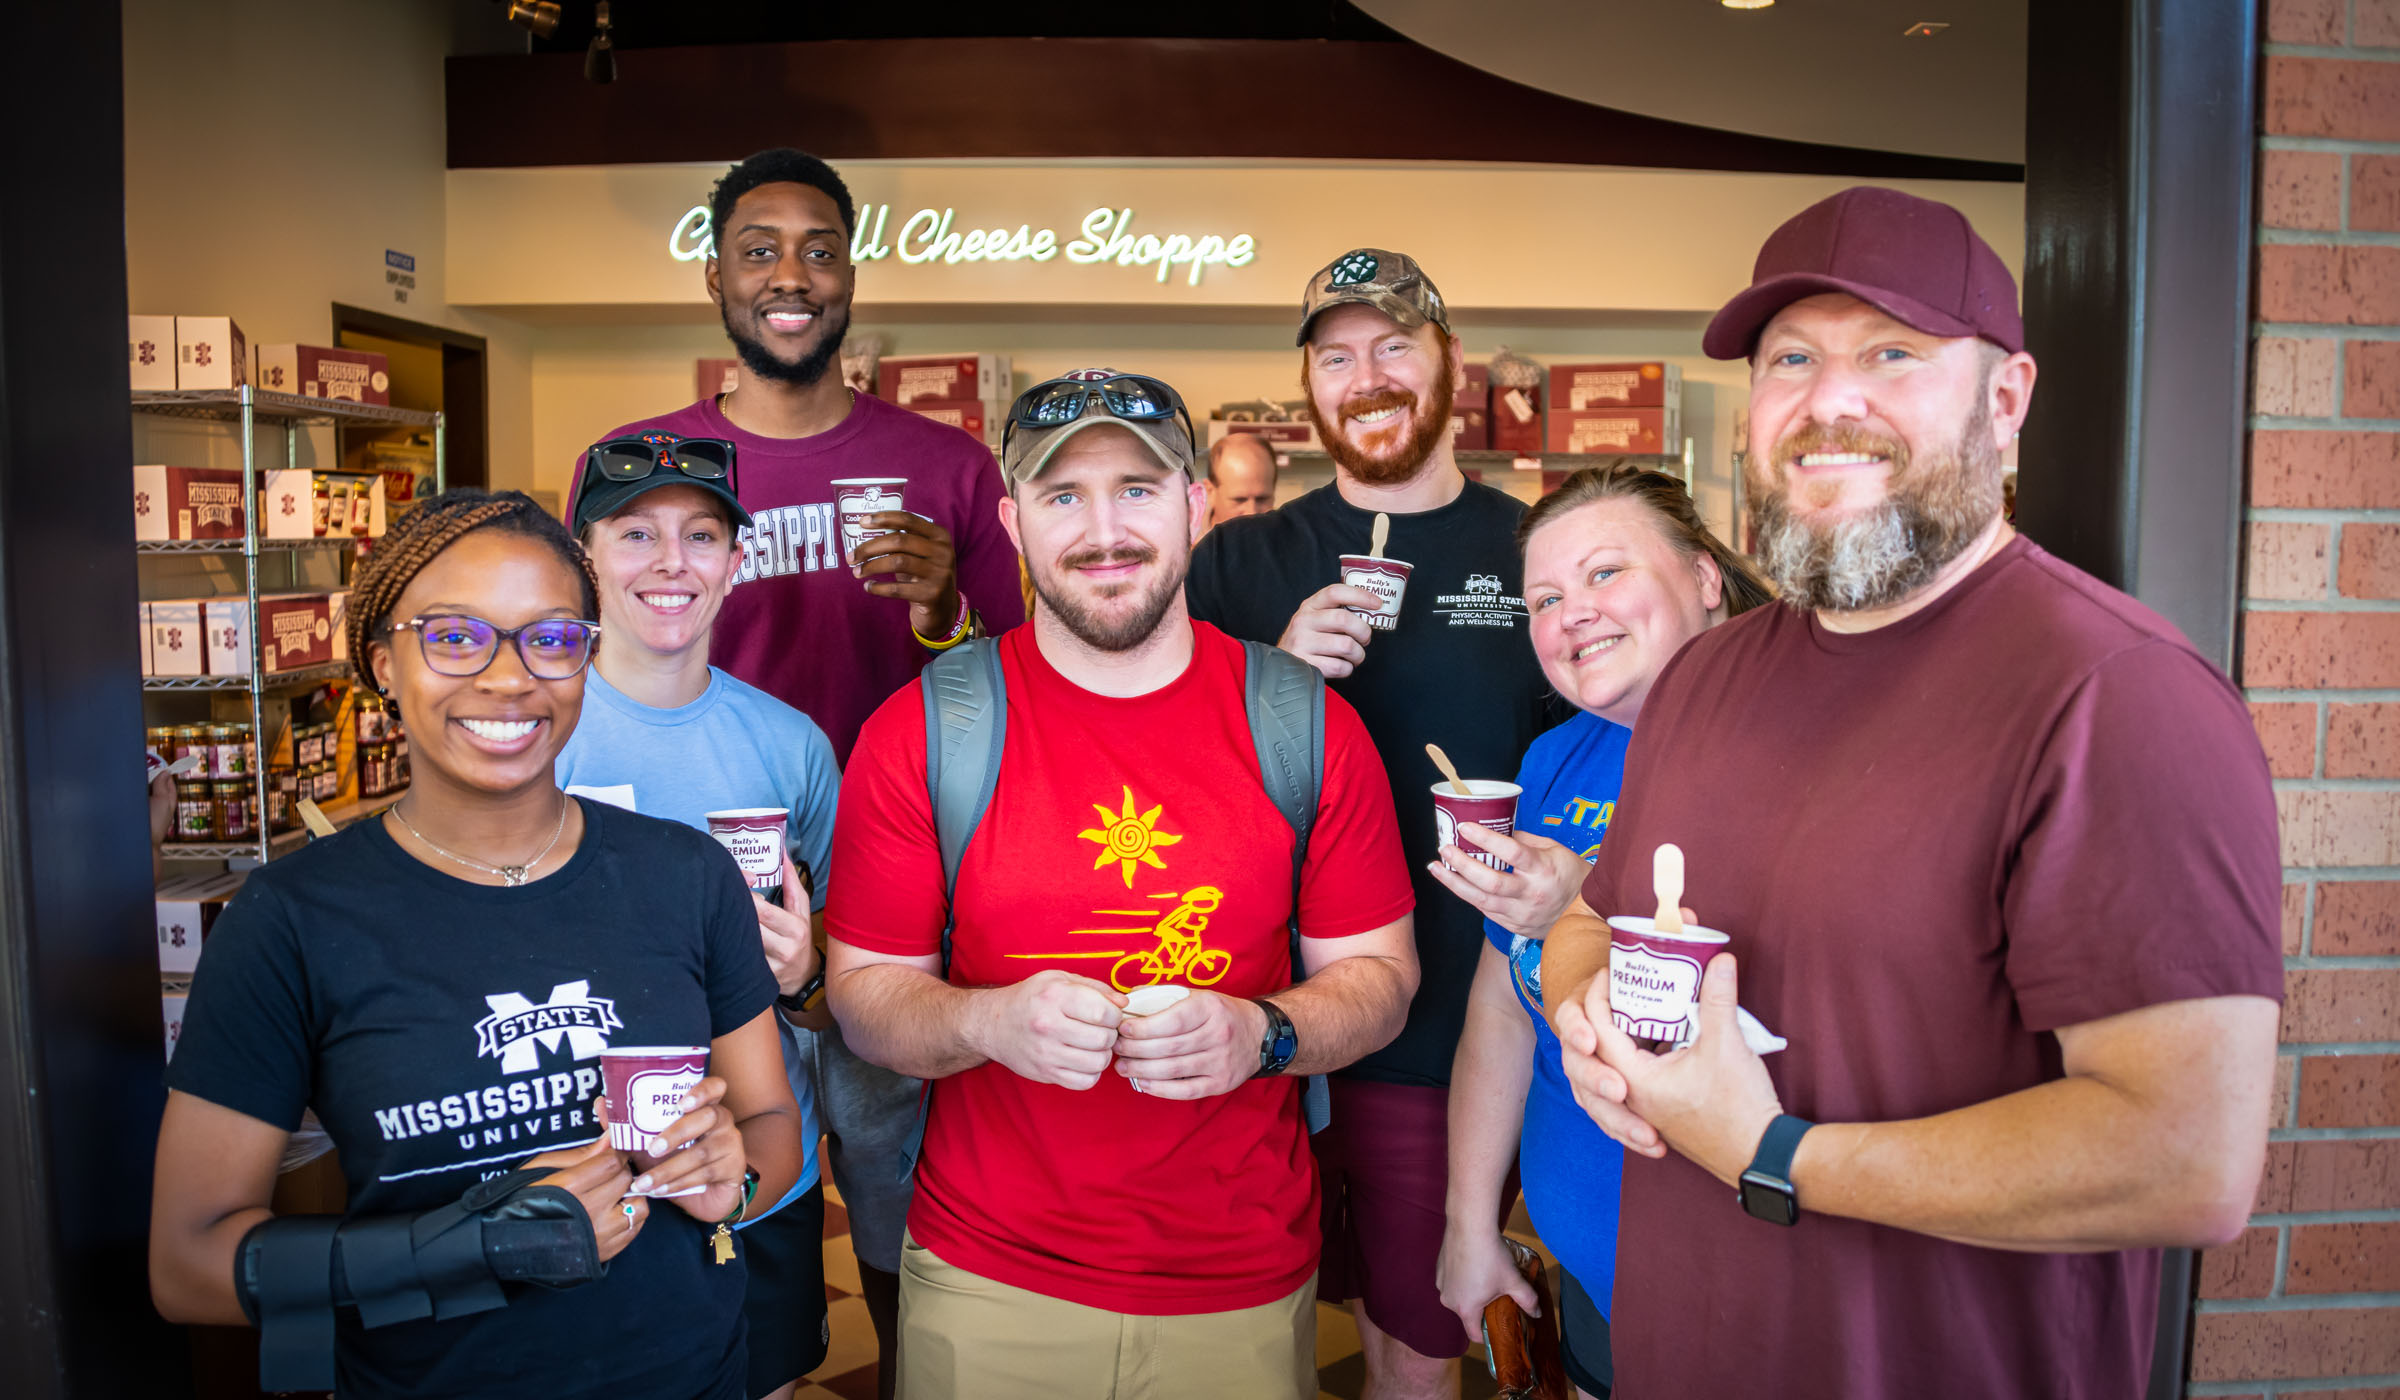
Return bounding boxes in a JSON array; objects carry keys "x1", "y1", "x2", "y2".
[{"x1": 914, "y1": 595, "x2": 974, "y2": 650}]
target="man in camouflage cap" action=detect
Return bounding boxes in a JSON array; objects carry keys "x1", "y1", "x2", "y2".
[{"x1": 1187, "y1": 249, "x2": 1559, "y2": 1399}]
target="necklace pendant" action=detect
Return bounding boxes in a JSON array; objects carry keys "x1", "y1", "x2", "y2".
[{"x1": 499, "y1": 865, "x2": 530, "y2": 886}]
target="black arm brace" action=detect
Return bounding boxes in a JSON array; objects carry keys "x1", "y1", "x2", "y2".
[{"x1": 234, "y1": 1167, "x2": 603, "y2": 1392}]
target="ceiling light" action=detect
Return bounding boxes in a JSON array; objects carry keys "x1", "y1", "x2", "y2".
[
  {"x1": 585, "y1": 0, "x2": 616, "y2": 83},
  {"x1": 1904, "y1": 21, "x2": 1951, "y2": 36},
  {"x1": 1722, "y1": 0, "x2": 1776, "y2": 9},
  {"x1": 502, "y1": 0, "x2": 561, "y2": 38}
]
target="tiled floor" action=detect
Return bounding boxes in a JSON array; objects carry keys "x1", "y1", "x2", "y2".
[{"x1": 791, "y1": 1169, "x2": 1553, "y2": 1400}]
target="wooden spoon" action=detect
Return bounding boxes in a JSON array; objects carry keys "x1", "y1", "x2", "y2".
[
  {"x1": 1424, "y1": 742, "x2": 1471, "y2": 797},
  {"x1": 1653, "y1": 842, "x2": 1686, "y2": 933},
  {"x1": 1368, "y1": 512, "x2": 1390, "y2": 560}
]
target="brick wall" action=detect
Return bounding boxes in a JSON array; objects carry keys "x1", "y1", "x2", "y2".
[{"x1": 2188, "y1": 3, "x2": 2400, "y2": 1393}]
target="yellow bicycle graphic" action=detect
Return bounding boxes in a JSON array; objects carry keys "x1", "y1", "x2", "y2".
[{"x1": 1110, "y1": 886, "x2": 1231, "y2": 992}]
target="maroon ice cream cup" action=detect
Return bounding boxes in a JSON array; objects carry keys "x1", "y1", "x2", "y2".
[
  {"x1": 1431, "y1": 780, "x2": 1521, "y2": 872},
  {"x1": 601, "y1": 1045, "x2": 710, "y2": 1191},
  {"x1": 831, "y1": 477, "x2": 907, "y2": 561},
  {"x1": 705, "y1": 807, "x2": 788, "y2": 902},
  {"x1": 1338, "y1": 554, "x2": 1414, "y2": 631},
  {"x1": 1605, "y1": 916, "x2": 1732, "y2": 1049}
]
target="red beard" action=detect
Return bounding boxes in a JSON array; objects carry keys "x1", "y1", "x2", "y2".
[{"x1": 1306, "y1": 372, "x2": 1456, "y2": 487}]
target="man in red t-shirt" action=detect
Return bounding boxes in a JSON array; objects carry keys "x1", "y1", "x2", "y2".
[
  {"x1": 825, "y1": 371, "x2": 1419, "y2": 1400},
  {"x1": 1540, "y1": 189, "x2": 2285, "y2": 1399}
]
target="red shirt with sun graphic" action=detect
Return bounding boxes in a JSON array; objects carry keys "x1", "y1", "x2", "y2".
[{"x1": 830, "y1": 622, "x2": 1413, "y2": 1313}]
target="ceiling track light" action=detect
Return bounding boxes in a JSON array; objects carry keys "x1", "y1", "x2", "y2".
[
  {"x1": 500, "y1": 0, "x2": 562, "y2": 39},
  {"x1": 586, "y1": 0, "x2": 616, "y2": 83},
  {"x1": 1721, "y1": 0, "x2": 1776, "y2": 9}
]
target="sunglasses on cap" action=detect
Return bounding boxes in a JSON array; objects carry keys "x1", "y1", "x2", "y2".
[
  {"x1": 583, "y1": 434, "x2": 738, "y2": 488},
  {"x1": 1002, "y1": 374, "x2": 1196, "y2": 457}
]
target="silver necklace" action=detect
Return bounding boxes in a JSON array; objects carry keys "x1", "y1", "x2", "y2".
[{"x1": 390, "y1": 796, "x2": 569, "y2": 886}]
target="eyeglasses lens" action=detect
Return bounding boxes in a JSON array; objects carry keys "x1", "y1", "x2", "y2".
[
  {"x1": 418, "y1": 616, "x2": 500, "y2": 675},
  {"x1": 518, "y1": 620, "x2": 597, "y2": 678}
]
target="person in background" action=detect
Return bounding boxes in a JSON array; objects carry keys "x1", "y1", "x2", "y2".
[
  {"x1": 553, "y1": 435, "x2": 839, "y2": 1400},
  {"x1": 825, "y1": 371, "x2": 1419, "y2": 1400},
  {"x1": 1431, "y1": 464, "x2": 1772, "y2": 1400},
  {"x1": 1543, "y1": 187, "x2": 2285, "y2": 1399},
  {"x1": 151, "y1": 490, "x2": 802, "y2": 1400},
  {"x1": 1204, "y1": 432, "x2": 1281, "y2": 530},
  {"x1": 584, "y1": 150, "x2": 1025, "y2": 1396},
  {"x1": 1186, "y1": 250, "x2": 1557, "y2": 1400}
]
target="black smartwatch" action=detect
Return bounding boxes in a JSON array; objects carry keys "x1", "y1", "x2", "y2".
[
  {"x1": 1253, "y1": 998, "x2": 1298, "y2": 1077},
  {"x1": 777, "y1": 971, "x2": 825, "y2": 1018},
  {"x1": 1738, "y1": 1113, "x2": 1813, "y2": 1226}
]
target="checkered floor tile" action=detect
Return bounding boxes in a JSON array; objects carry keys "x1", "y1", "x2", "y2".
[{"x1": 792, "y1": 1158, "x2": 1555, "y2": 1400}]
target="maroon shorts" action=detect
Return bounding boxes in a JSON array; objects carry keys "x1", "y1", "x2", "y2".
[{"x1": 1314, "y1": 1077, "x2": 1514, "y2": 1360}]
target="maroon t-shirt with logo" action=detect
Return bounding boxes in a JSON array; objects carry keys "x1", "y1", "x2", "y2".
[
  {"x1": 1579, "y1": 536, "x2": 2283, "y2": 1400},
  {"x1": 586, "y1": 394, "x2": 1024, "y2": 761}
]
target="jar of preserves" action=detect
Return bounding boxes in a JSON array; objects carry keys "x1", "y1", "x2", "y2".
[
  {"x1": 174, "y1": 780, "x2": 216, "y2": 841},
  {"x1": 314, "y1": 760, "x2": 340, "y2": 804},
  {"x1": 199, "y1": 724, "x2": 234, "y2": 779},
  {"x1": 313, "y1": 474, "x2": 333, "y2": 538},
  {"x1": 296, "y1": 723, "x2": 323, "y2": 768},
  {"x1": 355, "y1": 693, "x2": 390, "y2": 745},
  {"x1": 214, "y1": 781, "x2": 253, "y2": 841},
  {"x1": 392, "y1": 733, "x2": 410, "y2": 788}
]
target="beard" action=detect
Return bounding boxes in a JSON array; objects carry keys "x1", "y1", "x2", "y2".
[
  {"x1": 1306, "y1": 369, "x2": 1456, "y2": 487},
  {"x1": 722, "y1": 298, "x2": 851, "y2": 388},
  {"x1": 1028, "y1": 543, "x2": 1185, "y2": 653},
  {"x1": 1748, "y1": 397, "x2": 2005, "y2": 614}
]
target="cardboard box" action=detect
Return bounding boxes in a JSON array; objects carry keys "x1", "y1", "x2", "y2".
[
  {"x1": 1454, "y1": 363, "x2": 1491, "y2": 451},
  {"x1": 156, "y1": 871, "x2": 244, "y2": 976},
  {"x1": 138, "y1": 602, "x2": 152, "y2": 674},
  {"x1": 1490, "y1": 382, "x2": 1542, "y2": 454},
  {"x1": 133, "y1": 466, "x2": 245, "y2": 541},
  {"x1": 257, "y1": 593, "x2": 334, "y2": 673},
  {"x1": 1548, "y1": 405, "x2": 1683, "y2": 457},
  {"x1": 262, "y1": 469, "x2": 316, "y2": 539},
  {"x1": 697, "y1": 357, "x2": 741, "y2": 400},
  {"x1": 253, "y1": 344, "x2": 390, "y2": 404},
  {"x1": 1205, "y1": 420, "x2": 1319, "y2": 452},
  {"x1": 174, "y1": 317, "x2": 247, "y2": 391},
  {"x1": 904, "y1": 397, "x2": 1001, "y2": 442},
  {"x1": 148, "y1": 601, "x2": 203, "y2": 677},
  {"x1": 878, "y1": 354, "x2": 1004, "y2": 405},
  {"x1": 1550, "y1": 362, "x2": 1682, "y2": 411},
  {"x1": 163, "y1": 989, "x2": 188, "y2": 1062},
  {"x1": 201, "y1": 598, "x2": 252, "y2": 676},
  {"x1": 129, "y1": 315, "x2": 176, "y2": 391}
]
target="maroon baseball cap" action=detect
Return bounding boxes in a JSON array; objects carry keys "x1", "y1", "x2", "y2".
[{"x1": 1702, "y1": 187, "x2": 2023, "y2": 361}]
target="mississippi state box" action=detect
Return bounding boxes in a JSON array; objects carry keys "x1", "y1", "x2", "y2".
[
  {"x1": 904, "y1": 398, "x2": 1002, "y2": 447},
  {"x1": 1548, "y1": 405, "x2": 1682, "y2": 456},
  {"x1": 156, "y1": 871, "x2": 245, "y2": 976},
  {"x1": 257, "y1": 594, "x2": 335, "y2": 673},
  {"x1": 148, "y1": 601, "x2": 203, "y2": 677},
  {"x1": 132, "y1": 466, "x2": 245, "y2": 541},
  {"x1": 1454, "y1": 363, "x2": 1491, "y2": 451},
  {"x1": 1550, "y1": 362, "x2": 1681, "y2": 411},
  {"x1": 174, "y1": 316, "x2": 247, "y2": 391},
  {"x1": 1490, "y1": 380, "x2": 1542, "y2": 455},
  {"x1": 254, "y1": 344, "x2": 390, "y2": 404},
  {"x1": 129, "y1": 315, "x2": 176, "y2": 390},
  {"x1": 878, "y1": 354, "x2": 1004, "y2": 405}
]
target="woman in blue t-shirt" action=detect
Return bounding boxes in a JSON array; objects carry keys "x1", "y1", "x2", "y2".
[
  {"x1": 1431, "y1": 465, "x2": 1771, "y2": 1398},
  {"x1": 150, "y1": 491, "x2": 804, "y2": 1400}
]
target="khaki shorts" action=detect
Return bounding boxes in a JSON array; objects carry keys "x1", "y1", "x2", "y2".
[{"x1": 895, "y1": 1233, "x2": 1317, "y2": 1400}]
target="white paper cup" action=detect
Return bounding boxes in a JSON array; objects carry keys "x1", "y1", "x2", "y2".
[{"x1": 1605, "y1": 916, "x2": 1731, "y2": 1049}]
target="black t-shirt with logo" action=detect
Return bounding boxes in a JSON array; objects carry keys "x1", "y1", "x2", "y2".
[
  {"x1": 168, "y1": 798, "x2": 775, "y2": 1400},
  {"x1": 1186, "y1": 479, "x2": 1561, "y2": 1087}
]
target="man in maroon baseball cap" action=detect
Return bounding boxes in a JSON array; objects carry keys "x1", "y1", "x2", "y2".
[{"x1": 1538, "y1": 187, "x2": 2285, "y2": 1400}]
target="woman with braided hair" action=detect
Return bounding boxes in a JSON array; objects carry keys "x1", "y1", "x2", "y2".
[{"x1": 152, "y1": 489, "x2": 804, "y2": 1400}]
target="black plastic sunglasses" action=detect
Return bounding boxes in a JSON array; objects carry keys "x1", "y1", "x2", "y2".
[
  {"x1": 1001, "y1": 375, "x2": 1195, "y2": 455},
  {"x1": 583, "y1": 435, "x2": 738, "y2": 488}
]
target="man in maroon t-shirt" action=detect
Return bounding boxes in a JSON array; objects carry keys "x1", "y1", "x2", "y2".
[
  {"x1": 1540, "y1": 189, "x2": 2284, "y2": 1399},
  {"x1": 576, "y1": 149, "x2": 1025, "y2": 1400}
]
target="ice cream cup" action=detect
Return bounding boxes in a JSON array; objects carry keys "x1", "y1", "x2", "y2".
[
  {"x1": 1122, "y1": 985, "x2": 1191, "y2": 1017},
  {"x1": 602, "y1": 1045, "x2": 710, "y2": 1194},
  {"x1": 832, "y1": 477, "x2": 907, "y2": 561},
  {"x1": 705, "y1": 807, "x2": 787, "y2": 902},
  {"x1": 1431, "y1": 780, "x2": 1521, "y2": 872},
  {"x1": 1338, "y1": 554, "x2": 1414, "y2": 631},
  {"x1": 1605, "y1": 916, "x2": 1732, "y2": 1049}
]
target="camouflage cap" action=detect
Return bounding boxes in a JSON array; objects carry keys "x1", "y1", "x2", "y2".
[{"x1": 1296, "y1": 248, "x2": 1450, "y2": 347}]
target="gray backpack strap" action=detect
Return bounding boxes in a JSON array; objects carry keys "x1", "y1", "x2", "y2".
[
  {"x1": 902, "y1": 638, "x2": 1008, "y2": 1180},
  {"x1": 1241, "y1": 641, "x2": 1331, "y2": 1134}
]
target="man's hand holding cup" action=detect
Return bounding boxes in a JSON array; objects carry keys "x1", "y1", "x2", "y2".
[
  {"x1": 1112, "y1": 987, "x2": 1270, "y2": 1099},
  {"x1": 969, "y1": 969, "x2": 1126, "y2": 1091},
  {"x1": 1276, "y1": 583, "x2": 1384, "y2": 679},
  {"x1": 1428, "y1": 822, "x2": 1590, "y2": 939}
]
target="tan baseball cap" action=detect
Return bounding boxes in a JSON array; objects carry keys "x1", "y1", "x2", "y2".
[{"x1": 1296, "y1": 248, "x2": 1450, "y2": 347}]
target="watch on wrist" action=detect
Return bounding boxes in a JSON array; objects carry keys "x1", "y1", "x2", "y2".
[
  {"x1": 1253, "y1": 998, "x2": 1297, "y2": 1077},
  {"x1": 777, "y1": 970, "x2": 826, "y2": 1017},
  {"x1": 1737, "y1": 1113, "x2": 1813, "y2": 1227}
]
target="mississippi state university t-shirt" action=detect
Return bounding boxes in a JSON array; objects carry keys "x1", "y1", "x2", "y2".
[
  {"x1": 168, "y1": 800, "x2": 778, "y2": 1400},
  {"x1": 1187, "y1": 479, "x2": 1559, "y2": 1088},
  {"x1": 586, "y1": 393, "x2": 1025, "y2": 761},
  {"x1": 1580, "y1": 538, "x2": 2286, "y2": 1400},
  {"x1": 829, "y1": 623, "x2": 1414, "y2": 1313}
]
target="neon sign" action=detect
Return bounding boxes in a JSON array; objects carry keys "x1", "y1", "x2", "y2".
[{"x1": 668, "y1": 204, "x2": 1257, "y2": 286}]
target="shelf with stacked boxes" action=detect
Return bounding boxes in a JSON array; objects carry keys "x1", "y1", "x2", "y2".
[
  {"x1": 142, "y1": 660, "x2": 351, "y2": 693},
  {"x1": 160, "y1": 785, "x2": 407, "y2": 863},
  {"x1": 131, "y1": 387, "x2": 439, "y2": 428}
]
